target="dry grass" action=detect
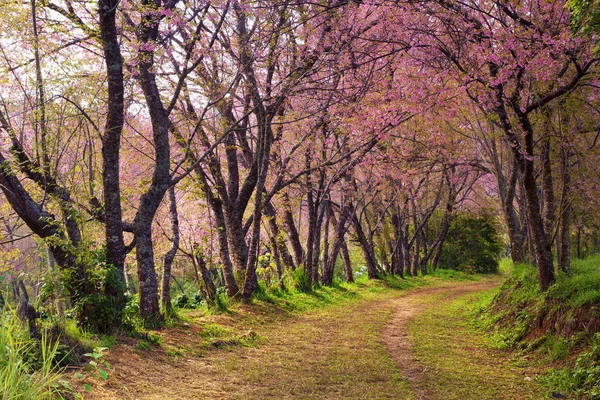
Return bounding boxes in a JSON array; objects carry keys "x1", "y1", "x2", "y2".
[
  {"x1": 83, "y1": 281, "x2": 418, "y2": 399},
  {"x1": 75, "y1": 275, "x2": 542, "y2": 400}
]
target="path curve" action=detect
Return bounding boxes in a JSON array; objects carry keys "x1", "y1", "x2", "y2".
[{"x1": 382, "y1": 280, "x2": 501, "y2": 400}]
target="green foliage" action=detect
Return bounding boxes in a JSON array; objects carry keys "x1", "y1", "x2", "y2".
[
  {"x1": 568, "y1": 0, "x2": 600, "y2": 39},
  {"x1": 173, "y1": 292, "x2": 205, "y2": 309},
  {"x1": 122, "y1": 294, "x2": 144, "y2": 331},
  {"x1": 439, "y1": 211, "x2": 503, "y2": 274},
  {"x1": 64, "y1": 248, "x2": 126, "y2": 333},
  {"x1": 0, "y1": 306, "x2": 65, "y2": 399}
]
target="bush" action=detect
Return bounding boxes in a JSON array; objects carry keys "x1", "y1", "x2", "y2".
[{"x1": 439, "y1": 211, "x2": 502, "y2": 273}]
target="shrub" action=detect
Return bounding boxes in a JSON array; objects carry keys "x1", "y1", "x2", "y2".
[{"x1": 439, "y1": 211, "x2": 503, "y2": 273}]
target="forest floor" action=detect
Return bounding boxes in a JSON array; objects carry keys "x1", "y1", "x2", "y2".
[{"x1": 80, "y1": 277, "x2": 548, "y2": 399}]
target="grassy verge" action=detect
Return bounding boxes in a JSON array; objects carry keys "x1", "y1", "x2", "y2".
[{"x1": 474, "y1": 256, "x2": 600, "y2": 399}]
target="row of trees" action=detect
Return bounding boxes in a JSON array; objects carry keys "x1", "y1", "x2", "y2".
[{"x1": 0, "y1": 0, "x2": 598, "y2": 331}]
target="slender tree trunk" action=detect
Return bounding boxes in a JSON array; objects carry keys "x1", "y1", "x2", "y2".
[
  {"x1": 99, "y1": 0, "x2": 127, "y2": 286},
  {"x1": 513, "y1": 114, "x2": 554, "y2": 290},
  {"x1": 352, "y1": 212, "x2": 378, "y2": 279},
  {"x1": 264, "y1": 202, "x2": 295, "y2": 270},
  {"x1": 322, "y1": 203, "x2": 330, "y2": 280},
  {"x1": 402, "y1": 224, "x2": 412, "y2": 276},
  {"x1": 241, "y1": 117, "x2": 274, "y2": 300},
  {"x1": 311, "y1": 200, "x2": 326, "y2": 284},
  {"x1": 557, "y1": 146, "x2": 571, "y2": 272},
  {"x1": 161, "y1": 187, "x2": 179, "y2": 314},
  {"x1": 193, "y1": 247, "x2": 217, "y2": 304},
  {"x1": 541, "y1": 140, "x2": 556, "y2": 247},
  {"x1": 323, "y1": 203, "x2": 351, "y2": 286},
  {"x1": 283, "y1": 194, "x2": 304, "y2": 268},
  {"x1": 503, "y1": 162, "x2": 526, "y2": 264},
  {"x1": 341, "y1": 240, "x2": 354, "y2": 282}
]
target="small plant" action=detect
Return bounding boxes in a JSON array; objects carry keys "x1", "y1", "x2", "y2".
[
  {"x1": 136, "y1": 341, "x2": 151, "y2": 351},
  {"x1": 74, "y1": 347, "x2": 110, "y2": 393},
  {"x1": 291, "y1": 268, "x2": 312, "y2": 293}
]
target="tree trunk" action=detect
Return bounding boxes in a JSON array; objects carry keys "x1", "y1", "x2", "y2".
[
  {"x1": 264, "y1": 202, "x2": 295, "y2": 270},
  {"x1": 541, "y1": 140, "x2": 556, "y2": 247},
  {"x1": 352, "y1": 212, "x2": 378, "y2": 279},
  {"x1": 503, "y1": 161, "x2": 526, "y2": 264},
  {"x1": 193, "y1": 247, "x2": 217, "y2": 304},
  {"x1": 341, "y1": 240, "x2": 354, "y2": 282},
  {"x1": 321, "y1": 203, "x2": 331, "y2": 281},
  {"x1": 513, "y1": 114, "x2": 554, "y2": 291},
  {"x1": 283, "y1": 194, "x2": 305, "y2": 268},
  {"x1": 311, "y1": 200, "x2": 326, "y2": 284},
  {"x1": 160, "y1": 187, "x2": 179, "y2": 314},
  {"x1": 323, "y1": 203, "x2": 351, "y2": 286},
  {"x1": 557, "y1": 146, "x2": 571, "y2": 272},
  {"x1": 99, "y1": 0, "x2": 127, "y2": 287}
]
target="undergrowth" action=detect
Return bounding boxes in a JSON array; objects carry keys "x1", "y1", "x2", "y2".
[{"x1": 0, "y1": 305, "x2": 67, "y2": 399}]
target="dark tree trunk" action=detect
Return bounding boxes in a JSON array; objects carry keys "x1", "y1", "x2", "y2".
[
  {"x1": 322, "y1": 203, "x2": 331, "y2": 280},
  {"x1": 493, "y1": 86, "x2": 553, "y2": 289},
  {"x1": 193, "y1": 247, "x2": 217, "y2": 304},
  {"x1": 264, "y1": 202, "x2": 295, "y2": 270},
  {"x1": 132, "y1": 0, "x2": 180, "y2": 324},
  {"x1": 15, "y1": 281, "x2": 40, "y2": 339},
  {"x1": 323, "y1": 203, "x2": 351, "y2": 286},
  {"x1": 391, "y1": 210, "x2": 405, "y2": 277},
  {"x1": 512, "y1": 113, "x2": 554, "y2": 290},
  {"x1": 99, "y1": 0, "x2": 127, "y2": 289},
  {"x1": 311, "y1": 200, "x2": 326, "y2": 284},
  {"x1": 503, "y1": 161, "x2": 526, "y2": 264}
]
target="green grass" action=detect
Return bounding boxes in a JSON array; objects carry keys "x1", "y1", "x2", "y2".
[
  {"x1": 409, "y1": 290, "x2": 546, "y2": 400},
  {"x1": 548, "y1": 255, "x2": 600, "y2": 307}
]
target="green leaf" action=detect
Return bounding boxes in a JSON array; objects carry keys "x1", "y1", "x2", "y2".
[
  {"x1": 84, "y1": 384, "x2": 92, "y2": 393},
  {"x1": 98, "y1": 369, "x2": 108, "y2": 380},
  {"x1": 74, "y1": 372, "x2": 84, "y2": 379}
]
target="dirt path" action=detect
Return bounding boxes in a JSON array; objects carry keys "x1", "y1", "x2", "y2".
[
  {"x1": 83, "y1": 278, "x2": 539, "y2": 400},
  {"x1": 382, "y1": 280, "x2": 501, "y2": 400}
]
